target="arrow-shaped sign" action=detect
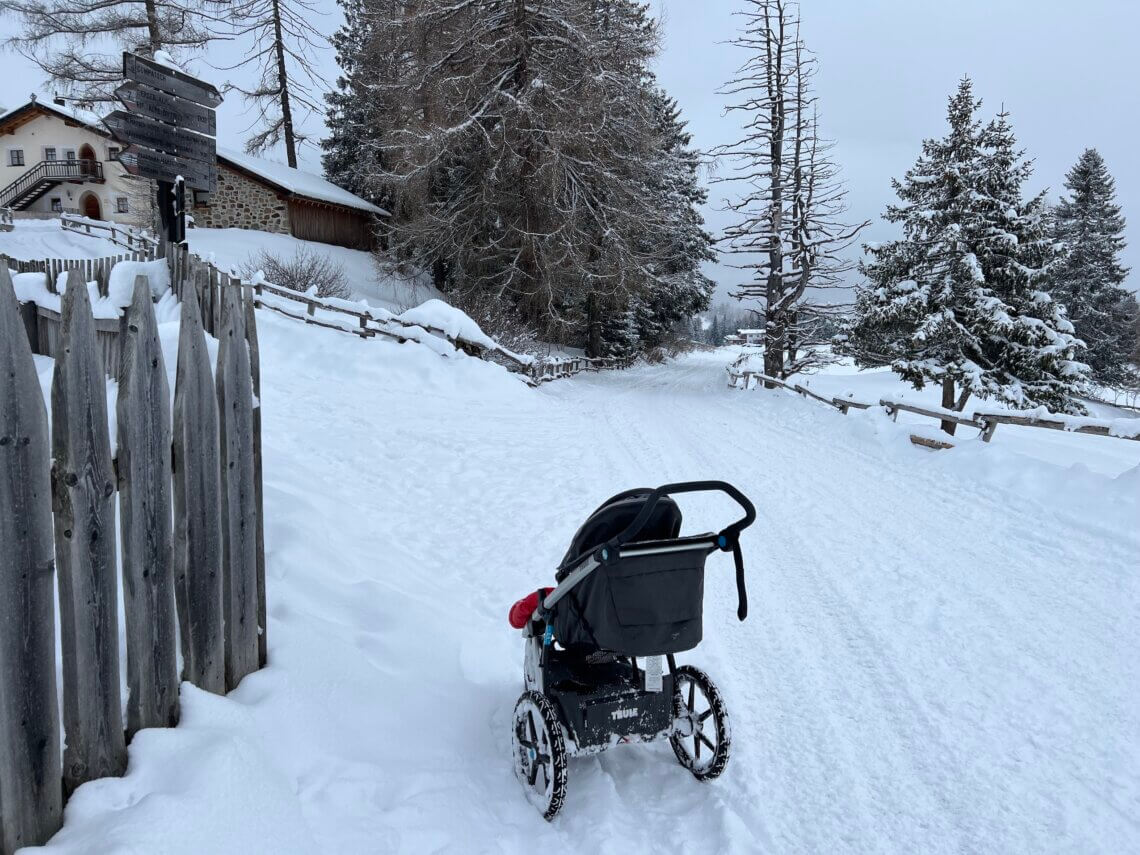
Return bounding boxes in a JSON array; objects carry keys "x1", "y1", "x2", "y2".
[
  {"x1": 115, "y1": 81, "x2": 216, "y2": 137},
  {"x1": 104, "y1": 110, "x2": 216, "y2": 165},
  {"x1": 123, "y1": 52, "x2": 223, "y2": 109},
  {"x1": 118, "y1": 145, "x2": 217, "y2": 192}
]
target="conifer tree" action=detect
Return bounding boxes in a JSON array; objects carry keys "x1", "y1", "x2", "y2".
[
  {"x1": 1049, "y1": 148, "x2": 1137, "y2": 385},
  {"x1": 848, "y1": 78, "x2": 1086, "y2": 432}
]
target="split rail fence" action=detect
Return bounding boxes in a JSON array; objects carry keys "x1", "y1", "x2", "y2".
[
  {"x1": 0, "y1": 254, "x2": 265, "y2": 853},
  {"x1": 47, "y1": 218, "x2": 632, "y2": 384},
  {"x1": 60, "y1": 213, "x2": 159, "y2": 256},
  {"x1": 728, "y1": 366, "x2": 1140, "y2": 448}
]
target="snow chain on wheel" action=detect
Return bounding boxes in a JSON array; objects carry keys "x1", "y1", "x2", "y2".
[
  {"x1": 670, "y1": 665, "x2": 731, "y2": 781},
  {"x1": 511, "y1": 690, "x2": 568, "y2": 820}
]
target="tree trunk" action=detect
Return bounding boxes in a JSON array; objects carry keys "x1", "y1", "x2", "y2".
[
  {"x1": 940, "y1": 376, "x2": 957, "y2": 435},
  {"x1": 586, "y1": 292, "x2": 603, "y2": 358},
  {"x1": 271, "y1": 0, "x2": 297, "y2": 168},
  {"x1": 144, "y1": 0, "x2": 162, "y2": 55}
]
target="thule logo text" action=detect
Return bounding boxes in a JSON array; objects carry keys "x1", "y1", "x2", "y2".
[{"x1": 610, "y1": 708, "x2": 638, "y2": 721}]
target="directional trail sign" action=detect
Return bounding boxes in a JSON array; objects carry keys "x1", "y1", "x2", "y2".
[
  {"x1": 115, "y1": 51, "x2": 222, "y2": 243},
  {"x1": 122, "y1": 53, "x2": 222, "y2": 109},
  {"x1": 115, "y1": 81, "x2": 216, "y2": 137},
  {"x1": 117, "y1": 146, "x2": 217, "y2": 192},
  {"x1": 104, "y1": 110, "x2": 216, "y2": 165}
]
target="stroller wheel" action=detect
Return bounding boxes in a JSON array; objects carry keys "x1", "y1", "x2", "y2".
[
  {"x1": 670, "y1": 665, "x2": 731, "y2": 781},
  {"x1": 511, "y1": 691, "x2": 568, "y2": 821}
]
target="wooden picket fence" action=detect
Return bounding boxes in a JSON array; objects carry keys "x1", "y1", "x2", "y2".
[
  {"x1": 728, "y1": 365, "x2": 1140, "y2": 447},
  {"x1": 0, "y1": 258, "x2": 265, "y2": 853}
]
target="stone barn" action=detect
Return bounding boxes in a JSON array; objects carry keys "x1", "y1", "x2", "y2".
[{"x1": 193, "y1": 147, "x2": 388, "y2": 250}]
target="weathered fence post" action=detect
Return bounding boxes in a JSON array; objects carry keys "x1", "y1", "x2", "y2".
[
  {"x1": 117, "y1": 275, "x2": 179, "y2": 738},
  {"x1": 242, "y1": 281, "x2": 268, "y2": 667},
  {"x1": 0, "y1": 267, "x2": 62, "y2": 855},
  {"x1": 172, "y1": 274, "x2": 225, "y2": 693},
  {"x1": 217, "y1": 284, "x2": 259, "y2": 690},
  {"x1": 51, "y1": 268, "x2": 126, "y2": 797}
]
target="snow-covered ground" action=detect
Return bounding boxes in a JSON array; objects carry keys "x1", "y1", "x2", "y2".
[
  {"x1": 186, "y1": 227, "x2": 440, "y2": 312},
  {"x1": 0, "y1": 218, "x2": 123, "y2": 259},
  {"x1": 0, "y1": 217, "x2": 440, "y2": 312},
  {"x1": 22, "y1": 310, "x2": 1139, "y2": 854}
]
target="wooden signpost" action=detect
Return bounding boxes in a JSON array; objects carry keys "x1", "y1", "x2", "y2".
[
  {"x1": 105, "y1": 53, "x2": 222, "y2": 246},
  {"x1": 122, "y1": 53, "x2": 223, "y2": 109},
  {"x1": 103, "y1": 111, "x2": 216, "y2": 165},
  {"x1": 117, "y1": 147, "x2": 217, "y2": 192},
  {"x1": 114, "y1": 82, "x2": 217, "y2": 137}
]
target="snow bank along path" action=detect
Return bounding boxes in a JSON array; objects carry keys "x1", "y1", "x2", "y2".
[{"x1": 29, "y1": 314, "x2": 1140, "y2": 854}]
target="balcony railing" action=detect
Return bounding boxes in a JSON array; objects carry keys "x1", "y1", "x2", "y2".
[{"x1": 0, "y1": 159, "x2": 104, "y2": 208}]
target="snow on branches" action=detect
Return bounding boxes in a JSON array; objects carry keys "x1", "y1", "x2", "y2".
[{"x1": 846, "y1": 78, "x2": 1088, "y2": 427}]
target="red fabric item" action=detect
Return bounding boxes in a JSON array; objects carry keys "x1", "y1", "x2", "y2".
[{"x1": 509, "y1": 588, "x2": 553, "y2": 629}]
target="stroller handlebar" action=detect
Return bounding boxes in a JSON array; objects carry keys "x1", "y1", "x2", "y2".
[{"x1": 600, "y1": 480, "x2": 756, "y2": 555}]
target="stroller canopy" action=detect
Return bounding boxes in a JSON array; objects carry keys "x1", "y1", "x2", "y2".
[{"x1": 556, "y1": 489, "x2": 683, "y2": 582}]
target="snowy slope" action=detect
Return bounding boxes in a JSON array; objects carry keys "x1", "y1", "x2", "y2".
[
  {"x1": 23, "y1": 326, "x2": 1140, "y2": 855},
  {"x1": 0, "y1": 218, "x2": 123, "y2": 259},
  {"x1": 186, "y1": 227, "x2": 441, "y2": 312}
]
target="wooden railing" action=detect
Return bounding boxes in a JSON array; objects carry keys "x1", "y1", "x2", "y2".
[
  {"x1": 727, "y1": 364, "x2": 1140, "y2": 447},
  {"x1": 0, "y1": 159, "x2": 103, "y2": 208},
  {"x1": 1, "y1": 263, "x2": 265, "y2": 853},
  {"x1": 61, "y1": 213, "x2": 158, "y2": 256}
]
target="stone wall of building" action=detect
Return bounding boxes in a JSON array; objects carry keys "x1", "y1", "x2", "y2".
[{"x1": 192, "y1": 165, "x2": 290, "y2": 234}]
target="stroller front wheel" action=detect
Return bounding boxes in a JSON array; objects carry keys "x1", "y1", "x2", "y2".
[
  {"x1": 511, "y1": 691, "x2": 568, "y2": 820},
  {"x1": 670, "y1": 665, "x2": 731, "y2": 781}
]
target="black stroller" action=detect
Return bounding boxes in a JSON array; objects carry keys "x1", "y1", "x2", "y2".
[{"x1": 509, "y1": 481, "x2": 756, "y2": 819}]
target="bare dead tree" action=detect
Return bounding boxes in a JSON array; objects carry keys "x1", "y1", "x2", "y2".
[
  {"x1": 212, "y1": 0, "x2": 326, "y2": 167},
  {"x1": 714, "y1": 0, "x2": 867, "y2": 379},
  {"x1": 0, "y1": 0, "x2": 215, "y2": 103}
]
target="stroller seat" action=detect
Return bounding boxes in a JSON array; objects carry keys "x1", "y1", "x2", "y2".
[{"x1": 547, "y1": 486, "x2": 746, "y2": 657}]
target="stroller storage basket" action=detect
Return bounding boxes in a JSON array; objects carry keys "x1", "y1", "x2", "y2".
[{"x1": 552, "y1": 538, "x2": 715, "y2": 656}]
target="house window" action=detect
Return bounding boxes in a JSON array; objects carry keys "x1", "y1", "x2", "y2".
[
  {"x1": 44, "y1": 147, "x2": 57, "y2": 161},
  {"x1": 115, "y1": 196, "x2": 129, "y2": 214},
  {"x1": 9, "y1": 149, "x2": 24, "y2": 166},
  {"x1": 108, "y1": 146, "x2": 120, "y2": 161},
  {"x1": 64, "y1": 149, "x2": 75, "y2": 161},
  {"x1": 50, "y1": 197, "x2": 62, "y2": 212}
]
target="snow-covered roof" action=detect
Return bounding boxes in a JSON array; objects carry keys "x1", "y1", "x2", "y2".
[
  {"x1": 217, "y1": 147, "x2": 388, "y2": 216},
  {"x1": 0, "y1": 96, "x2": 109, "y2": 137}
]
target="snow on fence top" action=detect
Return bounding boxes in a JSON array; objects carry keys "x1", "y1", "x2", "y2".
[{"x1": 726, "y1": 356, "x2": 1140, "y2": 444}]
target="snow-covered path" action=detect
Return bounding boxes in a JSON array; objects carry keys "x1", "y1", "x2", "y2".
[{"x1": 35, "y1": 317, "x2": 1140, "y2": 854}]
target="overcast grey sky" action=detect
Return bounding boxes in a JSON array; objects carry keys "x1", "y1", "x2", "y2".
[
  {"x1": 2, "y1": 0, "x2": 1136, "y2": 303},
  {"x1": 653, "y1": 0, "x2": 1140, "y2": 303}
]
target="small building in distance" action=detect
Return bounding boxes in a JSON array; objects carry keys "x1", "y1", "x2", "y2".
[
  {"x1": 0, "y1": 97, "x2": 142, "y2": 225},
  {"x1": 737, "y1": 329, "x2": 765, "y2": 346},
  {"x1": 193, "y1": 148, "x2": 387, "y2": 251},
  {"x1": 0, "y1": 96, "x2": 387, "y2": 250}
]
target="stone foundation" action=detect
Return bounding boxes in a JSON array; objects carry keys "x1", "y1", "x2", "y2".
[{"x1": 192, "y1": 165, "x2": 290, "y2": 234}]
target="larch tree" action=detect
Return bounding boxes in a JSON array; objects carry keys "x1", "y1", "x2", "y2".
[
  {"x1": 1048, "y1": 148, "x2": 1137, "y2": 386},
  {"x1": 847, "y1": 79, "x2": 1087, "y2": 433},
  {"x1": 0, "y1": 0, "x2": 213, "y2": 103},
  {"x1": 715, "y1": 0, "x2": 867, "y2": 381},
  {"x1": 216, "y1": 0, "x2": 326, "y2": 167}
]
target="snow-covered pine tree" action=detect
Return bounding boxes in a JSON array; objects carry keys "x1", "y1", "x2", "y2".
[
  {"x1": 361, "y1": 0, "x2": 672, "y2": 353},
  {"x1": 218, "y1": 0, "x2": 326, "y2": 166},
  {"x1": 716, "y1": 0, "x2": 866, "y2": 381},
  {"x1": 0, "y1": 0, "x2": 212, "y2": 103},
  {"x1": 621, "y1": 87, "x2": 715, "y2": 354},
  {"x1": 322, "y1": 0, "x2": 402, "y2": 216},
  {"x1": 1048, "y1": 148, "x2": 1138, "y2": 386},
  {"x1": 848, "y1": 79, "x2": 1087, "y2": 432}
]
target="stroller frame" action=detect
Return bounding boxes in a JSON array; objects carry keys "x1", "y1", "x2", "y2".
[{"x1": 511, "y1": 481, "x2": 756, "y2": 819}]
